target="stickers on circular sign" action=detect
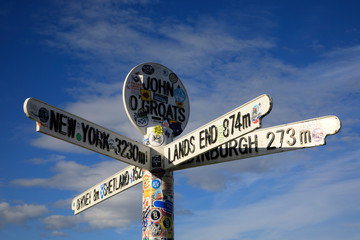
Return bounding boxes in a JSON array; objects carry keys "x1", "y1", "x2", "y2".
[{"x1": 123, "y1": 62, "x2": 190, "y2": 136}]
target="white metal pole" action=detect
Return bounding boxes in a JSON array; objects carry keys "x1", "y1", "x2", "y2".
[{"x1": 142, "y1": 126, "x2": 175, "y2": 240}]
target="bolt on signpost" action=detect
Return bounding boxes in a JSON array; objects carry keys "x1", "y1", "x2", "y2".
[{"x1": 23, "y1": 62, "x2": 341, "y2": 240}]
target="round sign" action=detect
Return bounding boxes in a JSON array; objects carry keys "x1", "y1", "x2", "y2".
[{"x1": 123, "y1": 63, "x2": 190, "y2": 137}]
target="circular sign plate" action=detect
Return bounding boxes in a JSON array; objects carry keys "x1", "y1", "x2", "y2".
[{"x1": 123, "y1": 63, "x2": 190, "y2": 137}]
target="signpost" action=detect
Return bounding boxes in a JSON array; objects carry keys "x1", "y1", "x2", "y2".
[
  {"x1": 169, "y1": 115, "x2": 341, "y2": 171},
  {"x1": 72, "y1": 165, "x2": 144, "y2": 215},
  {"x1": 23, "y1": 62, "x2": 342, "y2": 240},
  {"x1": 24, "y1": 97, "x2": 151, "y2": 170},
  {"x1": 163, "y1": 94, "x2": 272, "y2": 169}
]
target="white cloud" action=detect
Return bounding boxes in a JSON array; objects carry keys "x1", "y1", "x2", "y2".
[
  {"x1": 175, "y1": 151, "x2": 360, "y2": 240},
  {"x1": 12, "y1": 158, "x2": 127, "y2": 191},
  {"x1": 0, "y1": 202, "x2": 48, "y2": 228},
  {"x1": 41, "y1": 185, "x2": 142, "y2": 231}
]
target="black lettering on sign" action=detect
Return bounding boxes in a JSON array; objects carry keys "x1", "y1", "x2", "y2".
[
  {"x1": 114, "y1": 138, "x2": 146, "y2": 164},
  {"x1": 181, "y1": 135, "x2": 259, "y2": 166},
  {"x1": 167, "y1": 136, "x2": 195, "y2": 163},
  {"x1": 140, "y1": 100, "x2": 185, "y2": 122},
  {"x1": 239, "y1": 135, "x2": 258, "y2": 154},
  {"x1": 76, "y1": 191, "x2": 91, "y2": 210},
  {"x1": 300, "y1": 130, "x2": 311, "y2": 144},
  {"x1": 80, "y1": 123, "x2": 110, "y2": 151},
  {"x1": 50, "y1": 110, "x2": 60, "y2": 132},
  {"x1": 132, "y1": 167, "x2": 143, "y2": 181},
  {"x1": 199, "y1": 125, "x2": 218, "y2": 149},
  {"x1": 49, "y1": 110, "x2": 77, "y2": 137},
  {"x1": 81, "y1": 123, "x2": 89, "y2": 143},
  {"x1": 142, "y1": 77, "x2": 174, "y2": 97},
  {"x1": 223, "y1": 112, "x2": 252, "y2": 138},
  {"x1": 93, "y1": 189, "x2": 99, "y2": 201},
  {"x1": 130, "y1": 95, "x2": 138, "y2": 110},
  {"x1": 59, "y1": 114, "x2": 67, "y2": 135},
  {"x1": 67, "y1": 117, "x2": 77, "y2": 138}
]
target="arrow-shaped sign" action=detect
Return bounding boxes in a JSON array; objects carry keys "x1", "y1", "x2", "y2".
[
  {"x1": 164, "y1": 94, "x2": 272, "y2": 169},
  {"x1": 169, "y1": 115, "x2": 341, "y2": 171},
  {"x1": 71, "y1": 165, "x2": 144, "y2": 215},
  {"x1": 24, "y1": 98, "x2": 152, "y2": 170}
]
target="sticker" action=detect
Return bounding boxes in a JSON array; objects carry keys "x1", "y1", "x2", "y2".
[
  {"x1": 152, "y1": 116, "x2": 163, "y2": 123},
  {"x1": 170, "y1": 121, "x2": 182, "y2": 137},
  {"x1": 149, "y1": 222, "x2": 162, "y2": 236},
  {"x1": 150, "y1": 209, "x2": 162, "y2": 222},
  {"x1": 154, "y1": 93, "x2": 168, "y2": 104},
  {"x1": 152, "y1": 179, "x2": 161, "y2": 189},
  {"x1": 152, "y1": 155, "x2": 162, "y2": 169},
  {"x1": 143, "y1": 175, "x2": 151, "y2": 190},
  {"x1": 149, "y1": 131, "x2": 165, "y2": 147},
  {"x1": 153, "y1": 188, "x2": 163, "y2": 200},
  {"x1": 100, "y1": 184, "x2": 104, "y2": 199},
  {"x1": 141, "y1": 89, "x2": 151, "y2": 101},
  {"x1": 169, "y1": 73, "x2": 178, "y2": 83},
  {"x1": 174, "y1": 86, "x2": 186, "y2": 107},
  {"x1": 154, "y1": 126, "x2": 163, "y2": 136},
  {"x1": 154, "y1": 200, "x2": 173, "y2": 214},
  {"x1": 38, "y1": 107, "x2": 49, "y2": 123},
  {"x1": 135, "y1": 108, "x2": 149, "y2": 127},
  {"x1": 162, "y1": 68, "x2": 169, "y2": 77},
  {"x1": 251, "y1": 103, "x2": 261, "y2": 124},
  {"x1": 312, "y1": 128, "x2": 324, "y2": 142},
  {"x1": 161, "y1": 216, "x2": 172, "y2": 229},
  {"x1": 142, "y1": 64, "x2": 155, "y2": 75},
  {"x1": 143, "y1": 137, "x2": 150, "y2": 145}
]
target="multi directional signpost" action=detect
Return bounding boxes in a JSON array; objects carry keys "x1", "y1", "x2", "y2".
[{"x1": 24, "y1": 62, "x2": 341, "y2": 240}]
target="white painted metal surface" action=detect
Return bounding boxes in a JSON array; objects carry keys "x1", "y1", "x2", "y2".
[
  {"x1": 24, "y1": 98, "x2": 151, "y2": 170},
  {"x1": 164, "y1": 94, "x2": 272, "y2": 169},
  {"x1": 71, "y1": 165, "x2": 144, "y2": 215},
  {"x1": 123, "y1": 63, "x2": 190, "y2": 138},
  {"x1": 169, "y1": 116, "x2": 341, "y2": 171}
]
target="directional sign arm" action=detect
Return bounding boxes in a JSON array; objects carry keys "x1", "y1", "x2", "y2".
[
  {"x1": 169, "y1": 115, "x2": 341, "y2": 171},
  {"x1": 163, "y1": 94, "x2": 272, "y2": 168},
  {"x1": 24, "y1": 98, "x2": 151, "y2": 170},
  {"x1": 71, "y1": 165, "x2": 144, "y2": 215}
]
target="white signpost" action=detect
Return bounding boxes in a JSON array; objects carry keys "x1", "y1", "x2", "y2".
[
  {"x1": 24, "y1": 97, "x2": 152, "y2": 170},
  {"x1": 169, "y1": 115, "x2": 341, "y2": 171},
  {"x1": 164, "y1": 94, "x2": 272, "y2": 169},
  {"x1": 72, "y1": 165, "x2": 144, "y2": 215},
  {"x1": 23, "y1": 62, "x2": 342, "y2": 240}
]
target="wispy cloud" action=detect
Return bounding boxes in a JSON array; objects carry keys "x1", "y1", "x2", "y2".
[
  {"x1": 0, "y1": 202, "x2": 48, "y2": 228},
  {"x1": 176, "y1": 151, "x2": 360, "y2": 240}
]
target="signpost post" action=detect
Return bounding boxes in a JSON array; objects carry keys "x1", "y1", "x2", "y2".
[{"x1": 23, "y1": 62, "x2": 341, "y2": 240}]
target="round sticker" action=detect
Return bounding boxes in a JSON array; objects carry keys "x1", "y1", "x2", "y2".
[
  {"x1": 150, "y1": 209, "x2": 162, "y2": 222},
  {"x1": 152, "y1": 179, "x2": 161, "y2": 189},
  {"x1": 123, "y1": 63, "x2": 190, "y2": 137},
  {"x1": 161, "y1": 216, "x2": 172, "y2": 229},
  {"x1": 38, "y1": 107, "x2": 49, "y2": 123}
]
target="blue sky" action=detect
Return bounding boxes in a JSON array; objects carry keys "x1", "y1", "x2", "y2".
[{"x1": 1, "y1": 0, "x2": 360, "y2": 239}]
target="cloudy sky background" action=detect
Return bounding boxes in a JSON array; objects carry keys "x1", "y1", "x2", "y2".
[{"x1": 1, "y1": 0, "x2": 360, "y2": 239}]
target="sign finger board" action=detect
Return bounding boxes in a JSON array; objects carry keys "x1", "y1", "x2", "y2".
[
  {"x1": 170, "y1": 115, "x2": 341, "y2": 171},
  {"x1": 24, "y1": 98, "x2": 151, "y2": 170},
  {"x1": 164, "y1": 94, "x2": 272, "y2": 169},
  {"x1": 72, "y1": 165, "x2": 144, "y2": 215}
]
